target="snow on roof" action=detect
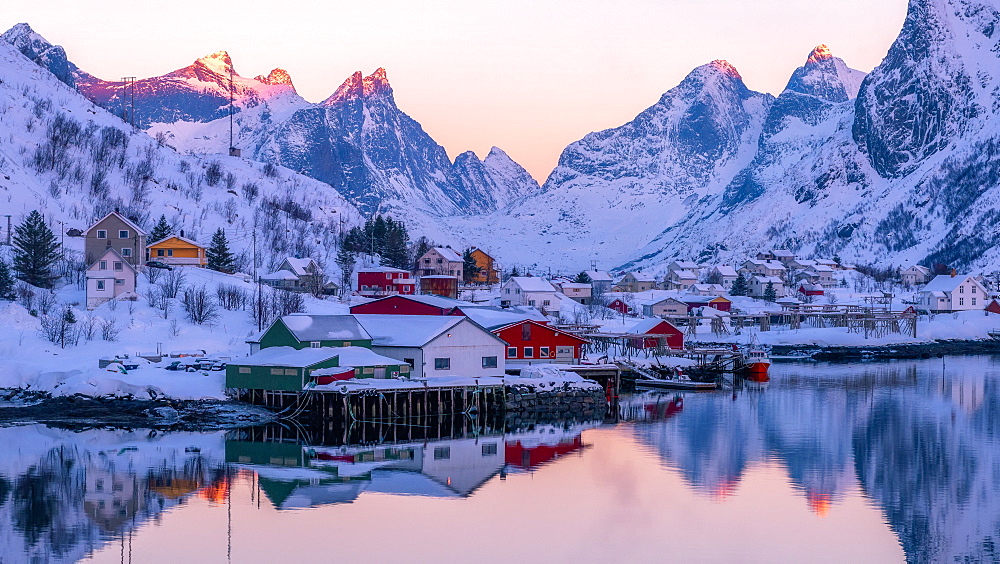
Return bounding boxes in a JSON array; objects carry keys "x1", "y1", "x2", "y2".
[
  {"x1": 626, "y1": 272, "x2": 657, "y2": 282},
  {"x1": 670, "y1": 269, "x2": 697, "y2": 279},
  {"x1": 329, "y1": 347, "x2": 404, "y2": 368},
  {"x1": 282, "y1": 257, "x2": 316, "y2": 276},
  {"x1": 560, "y1": 282, "x2": 591, "y2": 289},
  {"x1": 627, "y1": 318, "x2": 678, "y2": 335},
  {"x1": 507, "y1": 277, "x2": 557, "y2": 292},
  {"x1": 84, "y1": 211, "x2": 147, "y2": 237},
  {"x1": 810, "y1": 265, "x2": 835, "y2": 272},
  {"x1": 260, "y1": 269, "x2": 298, "y2": 281},
  {"x1": 354, "y1": 314, "x2": 469, "y2": 347},
  {"x1": 671, "y1": 261, "x2": 699, "y2": 269},
  {"x1": 585, "y1": 270, "x2": 613, "y2": 282},
  {"x1": 238, "y1": 346, "x2": 340, "y2": 367},
  {"x1": 383, "y1": 294, "x2": 470, "y2": 308},
  {"x1": 432, "y1": 247, "x2": 462, "y2": 262},
  {"x1": 901, "y1": 264, "x2": 931, "y2": 274},
  {"x1": 279, "y1": 315, "x2": 372, "y2": 342},
  {"x1": 358, "y1": 266, "x2": 409, "y2": 273},
  {"x1": 769, "y1": 249, "x2": 794, "y2": 257},
  {"x1": 147, "y1": 234, "x2": 203, "y2": 248},
  {"x1": 921, "y1": 275, "x2": 976, "y2": 294},
  {"x1": 764, "y1": 261, "x2": 787, "y2": 270},
  {"x1": 752, "y1": 275, "x2": 784, "y2": 284},
  {"x1": 463, "y1": 306, "x2": 548, "y2": 330},
  {"x1": 713, "y1": 265, "x2": 738, "y2": 276}
]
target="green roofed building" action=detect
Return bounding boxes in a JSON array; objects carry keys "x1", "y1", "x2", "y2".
[
  {"x1": 248, "y1": 314, "x2": 373, "y2": 353},
  {"x1": 226, "y1": 347, "x2": 342, "y2": 391}
]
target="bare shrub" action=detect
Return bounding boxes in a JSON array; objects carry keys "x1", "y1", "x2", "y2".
[{"x1": 181, "y1": 285, "x2": 218, "y2": 325}]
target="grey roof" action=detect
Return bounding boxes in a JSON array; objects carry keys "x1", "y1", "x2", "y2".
[
  {"x1": 462, "y1": 306, "x2": 548, "y2": 330},
  {"x1": 354, "y1": 315, "x2": 503, "y2": 347},
  {"x1": 432, "y1": 247, "x2": 463, "y2": 262},
  {"x1": 236, "y1": 346, "x2": 341, "y2": 368},
  {"x1": 279, "y1": 315, "x2": 372, "y2": 342}
]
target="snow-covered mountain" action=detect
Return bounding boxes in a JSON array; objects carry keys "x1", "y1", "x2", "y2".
[
  {"x1": 0, "y1": 24, "x2": 541, "y2": 222},
  {"x1": 0, "y1": 35, "x2": 363, "y2": 273}
]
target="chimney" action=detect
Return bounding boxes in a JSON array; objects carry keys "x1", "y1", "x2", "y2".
[
  {"x1": 180, "y1": 229, "x2": 185, "y2": 238},
  {"x1": 951, "y1": 269, "x2": 957, "y2": 277}
]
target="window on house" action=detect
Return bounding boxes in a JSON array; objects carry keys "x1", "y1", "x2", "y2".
[
  {"x1": 524, "y1": 347, "x2": 534, "y2": 358},
  {"x1": 310, "y1": 341, "x2": 321, "y2": 348},
  {"x1": 113, "y1": 262, "x2": 122, "y2": 271},
  {"x1": 239, "y1": 367, "x2": 251, "y2": 374},
  {"x1": 115, "y1": 279, "x2": 124, "y2": 285},
  {"x1": 540, "y1": 347, "x2": 550, "y2": 357},
  {"x1": 270, "y1": 368, "x2": 284, "y2": 375},
  {"x1": 121, "y1": 248, "x2": 131, "y2": 257},
  {"x1": 972, "y1": 298, "x2": 977, "y2": 306},
  {"x1": 99, "y1": 260, "x2": 107, "y2": 270},
  {"x1": 119, "y1": 230, "x2": 129, "y2": 239},
  {"x1": 433, "y1": 447, "x2": 450, "y2": 460},
  {"x1": 423, "y1": 258, "x2": 430, "y2": 264},
  {"x1": 97, "y1": 230, "x2": 107, "y2": 239},
  {"x1": 482, "y1": 356, "x2": 498, "y2": 368},
  {"x1": 960, "y1": 286, "x2": 965, "y2": 293},
  {"x1": 973, "y1": 286, "x2": 978, "y2": 293},
  {"x1": 543, "y1": 300, "x2": 551, "y2": 306},
  {"x1": 284, "y1": 369, "x2": 297, "y2": 376},
  {"x1": 959, "y1": 297, "x2": 965, "y2": 306},
  {"x1": 482, "y1": 443, "x2": 498, "y2": 456},
  {"x1": 96, "y1": 280, "x2": 105, "y2": 290},
  {"x1": 434, "y1": 358, "x2": 450, "y2": 370},
  {"x1": 404, "y1": 358, "x2": 415, "y2": 367},
  {"x1": 400, "y1": 364, "x2": 410, "y2": 373},
  {"x1": 436, "y1": 259, "x2": 442, "y2": 264},
  {"x1": 386, "y1": 273, "x2": 392, "y2": 280},
  {"x1": 167, "y1": 249, "x2": 173, "y2": 257},
  {"x1": 157, "y1": 249, "x2": 164, "y2": 257},
  {"x1": 507, "y1": 347, "x2": 517, "y2": 358}
]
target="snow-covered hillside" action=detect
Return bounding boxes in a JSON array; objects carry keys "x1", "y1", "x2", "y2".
[{"x1": 0, "y1": 37, "x2": 364, "y2": 274}]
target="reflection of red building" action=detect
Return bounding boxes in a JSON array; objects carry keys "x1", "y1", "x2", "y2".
[
  {"x1": 199, "y1": 474, "x2": 231, "y2": 505},
  {"x1": 643, "y1": 396, "x2": 684, "y2": 420},
  {"x1": 505, "y1": 436, "x2": 585, "y2": 469}
]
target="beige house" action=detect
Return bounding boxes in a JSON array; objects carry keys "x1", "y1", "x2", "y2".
[
  {"x1": 83, "y1": 211, "x2": 146, "y2": 267},
  {"x1": 749, "y1": 275, "x2": 785, "y2": 299},
  {"x1": 900, "y1": 265, "x2": 932, "y2": 286},
  {"x1": 86, "y1": 248, "x2": 137, "y2": 309},
  {"x1": 640, "y1": 297, "x2": 688, "y2": 318},
  {"x1": 418, "y1": 247, "x2": 464, "y2": 279},
  {"x1": 558, "y1": 282, "x2": 592, "y2": 304},
  {"x1": 617, "y1": 272, "x2": 657, "y2": 293}
]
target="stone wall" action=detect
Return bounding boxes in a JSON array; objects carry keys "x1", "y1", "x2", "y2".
[{"x1": 503, "y1": 384, "x2": 607, "y2": 425}]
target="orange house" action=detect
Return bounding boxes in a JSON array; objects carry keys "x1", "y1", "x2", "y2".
[
  {"x1": 469, "y1": 248, "x2": 499, "y2": 285},
  {"x1": 147, "y1": 235, "x2": 207, "y2": 267}
]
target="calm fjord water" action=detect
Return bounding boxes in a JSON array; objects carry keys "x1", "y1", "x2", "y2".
[{"x1": 3, "y1": 356, "x2": 1000, "y2": 563}]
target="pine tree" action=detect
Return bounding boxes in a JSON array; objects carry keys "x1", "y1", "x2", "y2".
[
  {"x1": 206, "y1": 228, "x2": 235, "y2": 272},
  {"x1": 149, "y1": 214, "x2": 171, "y2": 244},
  {"x1": 13, "y1": 210, "x2": 61, "y2": 289},
  {"x1": 574, "y1": 271, "x2": 593, "y2": 284},
  {"x1": 763, "y1": 281, "x2": 777, "y2": 302},
  {"x1": 0, "y1": 259, "x2": 15, "y2": 300},
  {"x1": 411, "y1": 236, "x2": 432, "y2": 271},
  {"x1": 380, "y1": 223, "x2": 410, "y2": 270},
  {"x1": 335, "y1": 243, "x2": 356, "y2": 294},
  {"x1": 730, "y1": 272, "x2": 749, "y2": 296},
  {"x1": 462, "y1": 249, "x2": 482, "y2": 284},
  {"x1": 509, "y1": 266, "x2": 521, "y2": 278}
]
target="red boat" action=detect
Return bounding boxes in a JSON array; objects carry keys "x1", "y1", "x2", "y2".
[{"x1": 743, "y1": 338, "x2": 771, "y2": 381}]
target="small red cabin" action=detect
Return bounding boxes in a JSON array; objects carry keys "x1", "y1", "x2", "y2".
[
  {"x1": 356, "y1": 267, "x2": 415, "y2": 297},
  {"x1": 986, "y1": 300, "x2": 1000, "y2": 314},
  {"x1": 627, "y1": 318, "x2": 684, "y2": 350},
  {"x1": 493, "y1": 320, "x2": 589, "y2": 364},
  {"x1": 797, "y1": 284, "x2": 824, "y2": 297},
  {"x1": 608, "y1": 298, "x2": 633, "y2": 316},
  {"x1": 682, "y1": 296, "x2": 733, "y2": 312}
]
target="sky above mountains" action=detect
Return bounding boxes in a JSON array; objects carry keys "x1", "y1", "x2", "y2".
[{"x1": 3, "y1": 0, "x2": 908, "y2": 181}]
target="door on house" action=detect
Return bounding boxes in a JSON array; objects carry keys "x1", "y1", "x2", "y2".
[
  {"x1": 555, "y1": 346, "x2": 574, "y2": 363},
  {"x1": 374, "y1": 367, "x2": 387, "y2": 379}
]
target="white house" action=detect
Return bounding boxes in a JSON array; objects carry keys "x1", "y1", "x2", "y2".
[
  {"x1": 740, "y1": 259, "x2": 786, "y2": 278},
  {"x1": 689, "y1": 283, "x2": 726, "y2": 296},
  {"x1": 900, "y1": 265, "x2": 932, "y2": 286},
  {"x1": 261, "y1": 257, "x2": 324, "y2": 292},
  {"x1": 354, "y1": 315, "x2": 506, "y2": 379},
  {"x1": 668, "y1": 261, "x2": 701, "y2": 277},
  {"x1": 749, "y1": 275, "x2": 785, "y2": 299},
  {"x1": 917, "y1": 275, "x2": 989, "y2": 313},
  {"x1": 585, "y1": 270, "x2": 614, "y2": 293},
  {"x1": 86, "y1": 248, "x2": 137, "y2": 309},
  {"x1": 417, "y1": 247, "x2": 464, "y2": 279},
  {"x1": 499, "y1": 277, "x2": 561, "y2": 312},
  {"x1": 708, "y1": 265, "x2": 739, "y2": 290},
  {"x1": 807, "y1": 264, "x2": 836, "y2": 287}
]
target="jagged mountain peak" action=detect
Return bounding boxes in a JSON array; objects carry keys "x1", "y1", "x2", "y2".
[
  {"x1": 195, "y1": 50, "x2": 234, "y2": 74},
  {"x1": 255, "y1": 67, "x2": 294, "y2": 88},
  {"x1": 0, "y1": 22, "x2": 81, "y2": 87},
  {"x1": 785, "y1": 44, "x2": 866, "y2": 102},
  {"x1": 322, "y1": 67, "x2": 392, "y2": 105}
]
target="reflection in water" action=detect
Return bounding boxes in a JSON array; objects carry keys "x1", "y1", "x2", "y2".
[
  {"x1": 2, "y1": 357, "x2": 1000, "y2": 562},
  {"x1": 627, "y1": 357, "x2": 1000, "y2": 562}
]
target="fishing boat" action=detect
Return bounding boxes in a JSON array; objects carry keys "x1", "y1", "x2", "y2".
[
  {"x1": 743, "y1": 336, "x2": 771, "y2": 381},
  {"x1": 635, "y1": 367, "x2": 719, "y2": 391}
]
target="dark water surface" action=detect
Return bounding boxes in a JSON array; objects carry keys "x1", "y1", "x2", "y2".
[{"x1": 3, "y1": 356, "x2": 1000, "y2": 563}]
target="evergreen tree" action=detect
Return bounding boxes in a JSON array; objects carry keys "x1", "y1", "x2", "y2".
[
  {"x1": 0, "y1": 260, "x2": 14, "y2": 300},
  {"x1": 574, "y1": 271, "x2": 592, "y2": 284},
  {"x1": 509, "y1": 266, "x2": 521, "y2": 278},
  {"x1": 335, "y1": 243, "x2": 356, "y2": 294},
  {"x1": 411, "y1": 236, "x2": 432, "y2": 271},
  {"x1": 763, "y1": 281, "x2": 777, "y2": 302},
  {"x1": 13, "y1": 210, "x2": 61, "y2": 289},
  {"x1": 730, "y1": 272, "x2": 749, "y2": 296},
  {"x1": 206, "y1": 228, "x2": 235, "y2": 272},
  {"x1": 463, "y1": 249, "x2": 482, "y2": 284},
  {"x1": 380, "y1": 223, "x2": 410, "y2": 270},
  {"x1": 149, "y1": 214, "x2": 171, "y2": 244}
]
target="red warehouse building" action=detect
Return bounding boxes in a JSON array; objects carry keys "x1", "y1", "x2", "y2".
[
  {"x1": 350, "y1": 294, "x2": 469, "y2": 316},
  {"x1": 626, "y1": 318, "x2": 684, "y2": 350},
  {"x1": 356, "y1": 267, "x2": 415, "y2": 297},
  {"x1": 491, "y1": 319, "x2": 589, "y2": 365}
]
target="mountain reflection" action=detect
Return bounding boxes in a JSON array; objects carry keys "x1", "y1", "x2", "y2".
[{"x1": 627, "y1": 357, "x2": 1000, "y2": 562}]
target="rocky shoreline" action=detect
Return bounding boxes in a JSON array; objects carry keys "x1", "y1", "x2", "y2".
[
  {"x1": 503, "y1": 384, "x2": 607, "y2": 426},
  {"x1": 0, "y1": 390, "x2": 275, "y2": 430},
  {"x1": 769, "y1": 339, "x2": 1000, "y2": 362}
]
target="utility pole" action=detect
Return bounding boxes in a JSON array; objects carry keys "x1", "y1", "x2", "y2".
[
  {"x1": 121, "y1": 77, "x2": 136, "y2": 127},
  {"x1": 253, "y1": 214, "x2": 262, "y2": 331},
  {"x1": 4, "y1": 215, "x2": 11, "y2": 246}
]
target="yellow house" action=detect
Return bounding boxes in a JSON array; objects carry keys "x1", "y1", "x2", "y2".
[{"x1": 147, "y1": 235, "x2": 207, "y2": 267}]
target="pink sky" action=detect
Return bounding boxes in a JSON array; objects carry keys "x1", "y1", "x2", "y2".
[{"x1": 4, "y1": 0, "x2": 908, "y2": 181}]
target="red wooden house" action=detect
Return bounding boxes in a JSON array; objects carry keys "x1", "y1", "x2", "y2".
[
  {"x1": 986, "y1": 300, "x2": 1000, "y2": 314},
  {"x1": 681, "y1": 296, "x2": 733, "y2": 312},
  {"x1": 350, "y1": 294, "x2": 468, "y2": 316},
  {"x1": 356, "y1": 267, "x2": 415, "y2": 297},
  {"x1": 797, "y1": 283, "x2": 825, "y2": 297},
  {"x1": 627, "y1": 318, "x2": 684, "y2": 350},
  {"x1": 492, "y1": 319, "x2": 589, "y2": 364},
  {"x1": 608, "y1": 298, "x2": 634, "y2": 316}
]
